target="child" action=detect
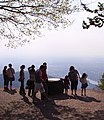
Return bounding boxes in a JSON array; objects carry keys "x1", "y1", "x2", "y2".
[
  {"x1": 80, "y1": 73, "x2": 88, "y2": 96},
  {"x1": 61, "y1": 75, "x2": 70, "y2": 95}
]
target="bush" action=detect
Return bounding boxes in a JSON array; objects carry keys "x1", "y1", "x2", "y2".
[{"x1": 99, "y1": 73, "x2": 104, "y2": 90}]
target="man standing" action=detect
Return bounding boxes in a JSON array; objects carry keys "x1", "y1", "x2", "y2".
[
  {"x1": 7, "y1": 64, "x2": 15, "y2": 90},
  {"x1": 41, "y1": 62, "x2": 49, "y2": 100}
]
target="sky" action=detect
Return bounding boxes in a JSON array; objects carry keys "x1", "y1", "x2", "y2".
[{"x1": 0, "y1": 0, "x2": 104, "y2": 71}]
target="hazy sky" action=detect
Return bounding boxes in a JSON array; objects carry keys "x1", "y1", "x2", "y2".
[{"x1": 0, "y1": 0, "x2": 104, "y2": 71}]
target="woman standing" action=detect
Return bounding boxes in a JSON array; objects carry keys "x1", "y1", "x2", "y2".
[
  {"x1": 19, "y1": 65, "x2": 26, "y2": 95},
  {"x1": 2, "y1": 66, "x2": 8, "y2": 90},
  {"x1": 28, "y1": 65, "x2": 36, "y2": 97},
  {"x1": 68, "y1": 66, "x2": 79, "y2": 96}
]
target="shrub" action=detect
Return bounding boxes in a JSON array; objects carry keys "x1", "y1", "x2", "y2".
[{"x1": 99, "y1": 73, "x2": 104, "y2": 90}]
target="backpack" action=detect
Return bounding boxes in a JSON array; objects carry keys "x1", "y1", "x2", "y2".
[
  {"x1": 35, "y1": 69, "x2": 41, "y2": 83},
  {"x1": 68, "y1": 71, "x2": 78, "y2": 81}
]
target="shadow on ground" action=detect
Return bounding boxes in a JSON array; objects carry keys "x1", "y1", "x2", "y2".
[
  {"x1": 49, "y1": 94, "x2": 101, "y2": 103},
  {"x1": 0, "y1": 97, "x2": 103, "y2": 120},
  {"x1": 3, "y1": 89, "x2": 17, "y2": 95}
]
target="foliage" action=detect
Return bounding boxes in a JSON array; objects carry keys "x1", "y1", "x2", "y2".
[
  {"x1": 99, "y1": 73, "x2": 104, "y2": 90},
  {"x1": 81, "y1": 1, "x2": 104, "y2": 29},
  {"x1": 0, "y1": 0, "x2": 79, "y2": 48}
]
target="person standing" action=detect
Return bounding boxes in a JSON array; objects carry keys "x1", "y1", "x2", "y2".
[
  {"x1": 2, "y1": 66, "x2": 8, "y2": 90},
  {"x1": 19, "y1": 65, "x2": 26, "y2": 95},
  {"x1": 63, "y1": 75, "x2": 70, "y2": 95},
  {"x1": 28, "y1": 65, "x2": 36, "y2": 97},
  {"x1": 7, "y1": 64, "x2": 15, "y2": 90},
  {"x1": 33, "y1": 65, "x2": 49, "y2": 103},
  {"x1": 41, "y1": 62, "x2": 49, "y2": 100},
  {"x1": 68, "y1": 66, "x2": 79, "y2": 96},
  {"x1": 80, "y1": 73, "x2": 88, "y2": 96}
]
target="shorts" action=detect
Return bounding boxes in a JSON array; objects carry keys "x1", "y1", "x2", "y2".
[
  {"x1": 71, "y1": 80, "x2": 78, "y2": 90},
  {"x1": 34, "y1": 82, "x2": 45, "y2": 93},
  {"x1": 81, "y1": 83, "x2": 88, "y2": 89}
]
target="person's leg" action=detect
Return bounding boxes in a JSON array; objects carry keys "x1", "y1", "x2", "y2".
[
  {"x1": 41, "y1": 81, "x2": 48, "y2": 100},
  {"x1": 32, "y1": 92, "x2": 37, "y2": 103},
  {"x1": 32, "y1": 84, "x2": 34, "y2": 97},
  {"x1": 10, "y1": 78, "x2": 12, "y2": 90},
  {"x1": 4, "y1": 78, "x2": 7, "y2": 90},
  {"x1": 20, "y1": 81, "x2": 25, "y2": 95},
  {"x1": 41, "y1": 92, "x2": 49, "y2": 101},
  {"x1": 44, "y1": 82, "x2": 48, "y2": 95},
  {"x1": 74, "y1": 80, "x2": 78, "y2": 95},
  {"x1": 71, "y1": 82, "x2": 73, "y2": 95},
  {"x1": 20, "y1": 81, "x2": 22, "y2": 94},
  {"x1": 84, "y1": 88, "x2": 86, "y2": 96},
  {"x1": 40, "y1": 83, "x2": 49, "y2": 101},
  {"x1": 32, "y1": 83, "x2": 38, "y2": 103},
  {"x1": 28, "y1": 86, "x2": 31, "y2": 96},
  {"x1": 81, "y1": 88, "x2": 83, "y2": 96},
  {"x1": 74, "y1": 89, "x2": 77, "y2": 95},
  {"x1": 65, "y1": 89, "x2": 68, "y2": 94},
  {"x1": 22, "y1": 81, "x2": 26, "y2": 95},
  {"x1": 32, "y1": 81, "x2": 34, "y2": 97},
  {"x1": 6, "y1": 78, "x2": 9, "y2": 90}
]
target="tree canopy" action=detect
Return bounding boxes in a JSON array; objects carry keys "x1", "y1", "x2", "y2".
[
  {"x1": 0, "y1": 0, "x2": 80, "y2": 48},
  {"x1": 81, "y1": 1, "x2": 104, "y2": 29}
]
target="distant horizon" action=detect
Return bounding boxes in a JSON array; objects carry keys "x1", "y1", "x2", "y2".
[
  {"x1": 1, "y1": 57, "x2": 104, "y2": 82},
  {"x1": 1, "y1": 56, "x2": 104, "y2": 71}
]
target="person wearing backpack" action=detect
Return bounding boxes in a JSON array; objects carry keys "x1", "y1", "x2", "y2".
[
  {"x1": 32, "y1": 65, "x2": 49, "y2": 103},
  {"x1": 68, "y1": 66, "x2": 80, "y2": 96}
]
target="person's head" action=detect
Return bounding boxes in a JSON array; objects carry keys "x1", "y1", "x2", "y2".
[
  {"x1": 20, "y1": 65, "x2": 25, "y2": 69},
  {"x1": 8, "y1": 64, "x2": 12, "y2": 68},
  {"x1": 65, "y1": 75, "x2": 68, "y2": 79},
  {"x1": 4, "y1": 66, "x2": 7, "y2": 70},
  {"x1": 43, "y1": 62, "x2": 47, "y2": 70},
  {"x1": 43, "y1": 62, "x2": 47, "y2": 66},
  {"x1": 82, "y1": 73, "x2": 88, "y2": 79},
  {"x1": 69, "y1": 66, "x2": 75, "y2": 71},
  {"x1": 31, "y1": 65, "x2": 35, "y2": 69},
  {"x1": 39, "y1": 65, "x2": 45, "y2": 71}
]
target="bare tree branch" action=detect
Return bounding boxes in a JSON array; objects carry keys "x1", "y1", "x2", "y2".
[
  {"x1": 80, "y1": 0, "x2": 104, "y2": 29},
  {"x1": 0, "y1": 0, "x2": 80, "y2": 48}
]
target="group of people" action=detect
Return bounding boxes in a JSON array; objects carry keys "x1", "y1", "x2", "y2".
[
  {"x1": 2, "y1": 63, "x2": 88, "y2": 104},
  {"x1": 3, "y1": 62, "x2": 50, "y2": 103},
  {"x1": 3, "y1": 64, "x2": 15, "y2": 91},
  {"x1": 62, "y1": 66, "x2": 88, "y2": 97},
  {"x1": 18, "y1": 62, "x2": 49, "y2": 103}
]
